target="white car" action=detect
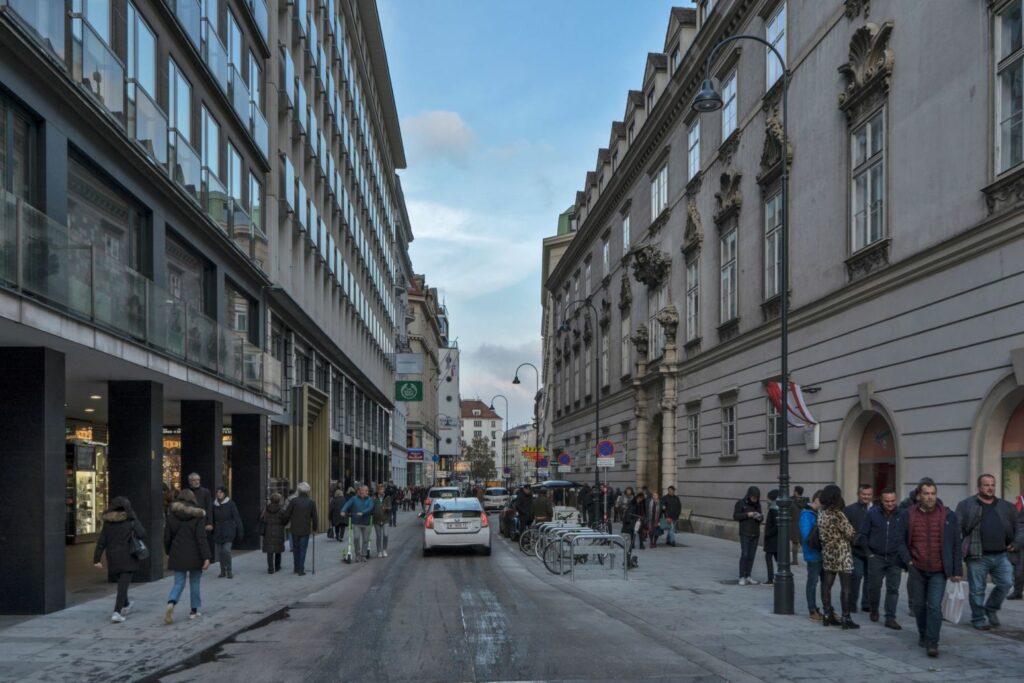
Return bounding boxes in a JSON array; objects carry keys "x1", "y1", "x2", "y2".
[
  {"x1": 424, "y1": 486, "x2": 459, "y2": 509},
  {"x1": 423, "y1": 497, "x2": 491, "y2": 556},
  {"x1": 482, "y1": 487, "x2": 510, "y2": 511}
]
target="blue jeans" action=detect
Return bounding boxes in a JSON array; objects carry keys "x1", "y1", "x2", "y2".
[
  {"x1": 739, "y1": 535, "x2": 758, "y2": 579},
  {"x1": 168, "y1": 569, "x2": 202, "y2": 610},
  {"x1": 908, "y1": 567, "x2": 946, "y2": 647},
  {"x1": 851, "y1": 553, "x2": 870, "y2": 609},
  {"x1": 292, "y1": 534, "x2": 310, "y2": 572},
  {"x1": 665, "y1": 522, "x2": 677, "y2": 545},
  {"x1": 805, "y1": 560, "x2": 823, "y2": 613},
  {"x1": 966, "y1": 552, "x2": 1013, "y2": 626}
]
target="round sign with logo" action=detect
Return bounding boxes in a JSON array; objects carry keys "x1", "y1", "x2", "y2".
[{"x1": 557, "y1": 453, "x2": 571, "y2": 466}]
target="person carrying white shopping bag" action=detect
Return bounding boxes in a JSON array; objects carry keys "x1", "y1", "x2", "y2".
[{"x1": 942, "y1": 580, "x2": 968, "y2": 624}]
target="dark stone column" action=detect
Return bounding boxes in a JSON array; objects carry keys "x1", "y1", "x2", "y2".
[
  {"x1": 108, "y1": 381, "x2": 164, "y2": 582},
  {"x1": 231, "y1": 414, "x2": 267, "y2": 550},
  {"x1": 181, "y1": 400, "x2": 223, "y2": 494},
  {"x1": 0, "y1": 348, "x2": 65, "y2": 614}
]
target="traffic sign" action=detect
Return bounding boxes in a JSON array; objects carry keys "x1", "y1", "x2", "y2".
[
  {"x1": 597, "y1": 439, "x2": 615, "y2": 457},
  {"x1": 431, "y1": 454, "x2": 440, "y2": 463},
  {"x1": 557, "y1": 452, "x2": 571, "y2": 466},
  {"x1": 538, "y1": 457, "x2": 549, "y2": 468},
  {"x1": 502, "y1": 466, "x2": 511, "y2": 475}
]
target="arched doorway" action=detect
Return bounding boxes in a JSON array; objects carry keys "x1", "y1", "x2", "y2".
[
  {"x1": 1001, "y1": 400, "x2": 1024, "y2": 502},
  {"x1": 859, "y1": 413, "x2": 896, "y2": 496}
]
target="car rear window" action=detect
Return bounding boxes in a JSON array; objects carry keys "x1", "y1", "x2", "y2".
[
  {"x1": 433, "y1": 508, "x2": 482, "y2": 518},
  {"x1": 485, "y1": 488, "x2": 508, "y2": 496},
  {"x1": 429, "y1": 489, "x2": 458, "y2": 499}
]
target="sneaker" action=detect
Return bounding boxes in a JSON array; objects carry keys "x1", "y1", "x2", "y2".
[
  {"x1": 738, "y1": 577, "x2": 748, "y2": 586},
  {"x1": 383, "y1": 550, "x2": 388, "y2": 557},
  {"x1": 164, "y1": 603, "x2": 175, "y2": 625},
  {"x1": 987, "y1": 610, "x2": 1000, "y2": 628},
  {"x1": 377, "y1": 551, "x2": 382, "y2": 558},
  {"x1": 121, "y1": 601, "x2": 134, "y2": 615},
  {"x1": 973, "y1": 622, "x2": 992, "y2": 631},
  {"x1": 746, "y1": 578, "x2": 760, "y2": 585},
  {"x1": 764, "y1": 579, "x2": 774, "y2": 585},
  {"x1": 189, "y1": 611, "x2": 201, "y2": 620},
  {"x1": 926, "y1": 647, "x2": 938, "y2": 658},
  {"x1": 809, "y1": 611, "x2": 824, "y2": 622},
  {"x1": 111, "y1": 612, "x2": 126, "y2": 623}
]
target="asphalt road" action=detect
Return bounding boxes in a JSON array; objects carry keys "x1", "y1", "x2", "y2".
[{"x1": 158, "y1": 516, "x2": 724, "y2": 683}]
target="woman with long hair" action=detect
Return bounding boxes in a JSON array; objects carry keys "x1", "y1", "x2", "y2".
[
  {"x1": 93, "y1": 496, "x2": 146, "y2": 623},
  {"x1": 818, "y1": 484, "x2": 859, "y2": 629}
]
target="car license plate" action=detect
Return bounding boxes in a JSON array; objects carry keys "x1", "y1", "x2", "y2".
[{"x1": 448, "y1": 523, "x2": 467, "y2": 529}]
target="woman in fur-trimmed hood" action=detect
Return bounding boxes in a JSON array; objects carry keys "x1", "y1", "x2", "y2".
[
  {"x1": 93, "y1": 496, "x2": 146, "y2": 622},
  {"x1": 163, "y1": 489, "x2": 213, "y2": 623}
]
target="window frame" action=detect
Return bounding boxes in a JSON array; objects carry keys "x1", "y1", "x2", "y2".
[
  {"x1": 622, "y1": 214, "x2": 631, "y2": 251},
  {"x1": 650, "y1": 164, "x2": 668, "y2": 219},
  {"x1": 685, "y1": 254, "x2": 700, "y2": 342},
  {"x1": 168, "y1": 59, "x2": 193, "y2": 142},
  {"x1": 764, "y1": 191, "x2": 782, "y2": 299},
  {"x1": 687, "y1": 411, "x2": 700, "y2": 459},
  {"x1": 721, "y1": 70, "x2": 737, "y2": 140},
  {"x1": 766, "y1": 397, "x2": 783, "y2": 453},
  {"x1": 619, "y1": 312, "x2": 630, "y2": 376},
  {"x1": 602, "y1": 239, "x2": 610, "y2": 277},
  {"x1": 687, "y1": 120, "x2": 701, "y2": 180},
  {"x1": 849, "y1": 108, "x2": 886, "y2": 253},
  {"x1": 996, "y1": 0, "x2": 1024, "y2": 174},
  {"x1": 201, "y1": 106, "x2": 220, "y2": 176},
  {"x1": 765, "y1": 2, "x2": 786, "y2": 90},
  {"x1": 127, "y1": 2, "x2": 158, "y2": 99},
  {"x1": 721, "y1": 404, "x2": 736, "y2": 457},
  {"x1": 719, "y1": 228, "x2": 737, "y2": 324}
]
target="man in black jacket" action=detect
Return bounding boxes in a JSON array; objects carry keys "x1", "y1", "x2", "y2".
[
  {"x1": 514, "y1": 485, "x2": 534, "y2": 529},
  {"x1": 662, "y1": 486, "x2": 682, "y2": 547},
  {"x1": 843, "y1": 484, "x2": 874, "y2": 612},
  {"x1": 860, "y1": 488, "x2": 905, "y2": 628},
  {"x1": 187, "y1": 472, "x2": 214, "y2": 551},
  {"x1": 733, "y1": 486, "x2": 762, "y2": 586},
  {"x1": 284, "y1": 482, "x2": 319, "y2": 575}
]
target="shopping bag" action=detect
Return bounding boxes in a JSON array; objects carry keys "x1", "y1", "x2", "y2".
[{"x1": 941, "y1": 580, "x2": 968, "y2": 624}]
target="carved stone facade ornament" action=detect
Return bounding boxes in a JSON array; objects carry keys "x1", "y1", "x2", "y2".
[
  {"x1": 656, "y1": 305, "x2": 679, "y2": 346},
  {"x1": 630, "y1": 245, "x2": 672, "y2": 289},
  {"x1": 838, "y1": 22, "x2": 894, "y2": 123},
  {"x1": 756, "y1": 116, "x2": 793, "y2": 187},
  {"x1": 599, "y1": 298, "x2": 611, "y2": 328},
  {"x1": 983, "y1": 167, "x2": 1024, "y2": 216},
  {"x1": 583, "y1": 314, "x2": 593, "y2": 344},
  {"x1": 618, "y1": 270, "x2": 632, "y2": 310},
  {"x1": 630, "y1": 323, "x2": 649, "y2": 359},
  {"x1": 845, "y1": 237, "x2": 891, "y2": 280},
  {"x1": 718, "y1": 130, "x2": 742, "y2": 166},
  {"x1": 682, "y1": 196, "x2": 703, "y2": 254},
  {"x1": 649, "y1": 205, "x2": 672, "y2": 235},
  {"x1": 713, "y1": 171, "x2": 743, "y2": 225},
  {"x1": 844, "y1": 0, "x2": 869, "y2": 20}
]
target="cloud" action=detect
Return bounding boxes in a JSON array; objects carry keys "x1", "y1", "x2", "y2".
[
  {"x1": 459, "y1": 340, "x2": 543, "y2": 427},
  {"x1": 403, "y1": 111, "x2": 475, "y2": 166}
]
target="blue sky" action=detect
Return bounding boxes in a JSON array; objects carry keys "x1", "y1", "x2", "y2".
[{"x1": 379, "y1": 1, "x2": 687, "y2": 427}]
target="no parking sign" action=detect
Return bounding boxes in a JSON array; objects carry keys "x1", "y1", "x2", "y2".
[{"x1": 596, "y1": 439, "x2": 615, "y2": 467}]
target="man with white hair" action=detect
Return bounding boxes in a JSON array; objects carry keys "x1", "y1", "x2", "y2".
[
  {"x1": 341, "y1": 485, "x2": 374, "y2": 562},
  {"x1": 283, "y1": 482, "x2": 318, "y2": 575}
]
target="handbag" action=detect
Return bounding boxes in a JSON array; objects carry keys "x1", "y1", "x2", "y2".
[
  {"x1": 130, "y1": 526, "x2": 150, "y2": 561},
  {"x1": 659, "y1": 518, "x2": 672, "y2": 531}
]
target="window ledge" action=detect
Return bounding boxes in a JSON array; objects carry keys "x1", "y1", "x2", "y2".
[
  {"x1": 649, "y1": 206, "x2": 672, "y2": 235},
  {"x1": 719, "y1": 454, "x2": 739, "y2": 461},
  {"x1": 983, "y1": 164, "x2": 1024, "y2": 216},
  {"x1": 683, "y1": 336, "x2": 702, "y2": 351},
  {"x1": 717, "y1": 318, "x2": 740, "y2": 342},
  {"x1": 761, "y1": 291, "x2": 789, "y2": 322},
  {"x1": 763, "y1": 450, "x2": 780, "y2": 458},
  {"x1": 845, "y1": 237, "x2": 890, "y2": 282}
]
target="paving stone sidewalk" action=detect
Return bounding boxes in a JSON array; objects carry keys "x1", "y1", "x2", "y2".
[
  {"x1": 0, "y1": 514, "x2": 419, "y2": 683},
  {"x1": 509, "y1": 530, "x2": 1024, "y2": 683}
]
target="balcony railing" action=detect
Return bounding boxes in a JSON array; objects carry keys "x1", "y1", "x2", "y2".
[
  {"x1": 128, "y1": 82, "x2": 168, "y2": 167},
  {"x1": 168, "y1": 0, "x2": 201, "y2": 50},
  {"x1": 169, "y1": 128, "x2": 201, "y2": 202},
  {"x1": 201, "y1": 168, "x2": 230, "y2": 233},
  {"x1": 0, "y1": 189, "x2": 279, "y2": 398},
  {"x1": 229, "y1": 66, "x2": 250, "y2": 127},
  {"x1": 0, "y1": 0, "x2": 65, "y2": 59},
  {"x1": 249, "y1": 0, "x2": 268, "y2": 45},
  {"x1": 251, "y1": 101, "x2": 269, "y2": 160},
  {"x1": 201, "y1": 18, "x2": 229, "y2": 94},
  {"x1": 70, "y1": 17, "x2": 125, "y2": 126}
]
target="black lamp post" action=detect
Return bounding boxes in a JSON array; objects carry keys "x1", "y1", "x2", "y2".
[
  {"x1": 692, "y1": 35, "x2": 793, "y2": 615},
  {"x1": 558, "y1": 300, "x2": 602, "y2": 520},
  {"x1": 513, "y1": 362, "x2": 540, "y2": 483},
  {"x1": 489, "y1": 394, "x2": 509, "y2": 486}
]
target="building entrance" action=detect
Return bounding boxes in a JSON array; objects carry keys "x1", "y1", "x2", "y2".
[
  {"x1": 858, "y1": 412, "x2": 896, "y2": 496},
  {"x1": 1001, "y1": 400, "x2": 1024, "y2": 501}
]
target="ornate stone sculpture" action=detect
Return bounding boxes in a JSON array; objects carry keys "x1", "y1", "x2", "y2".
[
  {"x1": 682, "y1": 196, "x2": 703, "y2": 253},
  {"x1": 600, "y1": 298, "x2": 611, "y2": 328},
  {"x1": 630, "y1": 245, "x2": 671, "y2": 289},
  {"x1": 630, "y1": 323, "x2": 649, "y2": 359},
  {"x1": 838, "y1": 22, "x2": 894, "y2": 123},
  {"x1": 656, "y1": 305, "x2": 679, "y2": 346},
  {"x1": 713, "y1": 171, "x2": 743, "y2": 224},
  {"x1": 844, "y1": 0, "x2": 869, "y2": 20},
  {"x1": 756, "y1": 116, "x2": 793, "y2": 186},
  {"x1": 618, "y1": 270, "x2": 632, "y2": 310}
]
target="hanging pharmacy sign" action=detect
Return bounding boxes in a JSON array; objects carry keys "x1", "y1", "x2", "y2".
[{"x1": 395, "y1": 380, "x2": 423, "y2": 401}]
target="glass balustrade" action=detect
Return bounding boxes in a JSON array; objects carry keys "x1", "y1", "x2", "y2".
[
  {"x1": 252, "y1": 224, "x2": 269, "y2": 276},
  {"x1": 229, "y1": 66, "x2": 250, "y2": 127},
  {"x1": 170, "y1": 0, "x2": 201, "y2": 50},
  {"x1": 251, "y1": 102, "x2": 269, "y2": 160},
  {"x1": 128, "y1": 82, "x2": 168, "y2": 167},
  {"x1": 0, "y1": 188, "x2": 273, "y2": 395},
  {"x1": 201, "y1": 19, "x2": 229, "y2": 94},
  {"x1": 230, "y1": 200, "x2": 252, "y2": 258},
  {"x1": 1, "y1": 0, "x2": 65, "y2": 59},
  {"x1": 169, "y1": 129, "x2": 202, "y2": 202},
  {"x1": 250, "y1": 0, "x2": 268, "y2": 45},
  {"x1": 202, "y1": 169, "x2": 230, "y2": 233},
  {"x1": 71, "y1": 17, "x2": 125, "y2": 126}
]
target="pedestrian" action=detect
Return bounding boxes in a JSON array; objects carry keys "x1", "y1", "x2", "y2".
[
  {"x1": 163, "y1": 489, "x2": 212, "y2": 624},
  {"x1": 329, "y1": 489, "x2": 347, "y2": 542},
  {"x1": 646, "y1": 491, "x2": 661, "y2": 548},
  {"x1": 622, "y1": 491, "x2": 645, "y2": 550},
  {"x1": 372, "y1": 484, "x2": 392, "y2": 558},
  {"x1": 162, "y1": 482, "x2": 175, "y2": 514},
  {"x1": 580, "y1": 484, "x2": 593, "y2": 525},
  {"x1": 861, "y1": 487, "x2": 905, "y2": 629},
  {"x1": 1012, "y1": 491, "x2": 1024, "y2": 600},
  {"x1": 186, "y1": 472, "x2": 214, "y2": 551},
  {"x1": 532, "y1": 489, "x2": 554, "y2": 523},
  {"x1": 613, "y1": 488, "x2": 623, "y2": 523},
  {"x1": 800, "y1": 490, "x2": 824, "y2": 621},
  {"x1": 212, "y1": 486, "x2": 243, "y2": 579},
  {"x1": 260, "y1": 492, "x2": 286, "y2": 574},
  {"x1": 790, "y1": 485, "x2": 807, "y2": 565},
  {"x1": 283, "y1": 482, "x2": 318, "y2": 575},
  {"x1": 896, "y1": 479, "x2": 963, "y2": 657},
  {"x1": 954, "y1": 473, "x2": 1023, "y2": 630},
  {"x1": 818, "y1": 485, "x2": 857, "y2": 629},
  {"x1": 387, "y1": 481, "x2": 400, "y2": 527},
  {"x1": 514, "y1": 484, "x2": 534, "y2": 529},
  {"x1": 733, "y1": 486, "x2": 762, "y2": 585},
  {"x1": 341, "y1": 485, "x2": 374, "y2": 561},
  {"x1": 843, "y1": 484, "x2": 874, "y2": 613},
  {"x1": 93, "y1": 496, "x2": 146, "y2": 623},
  {"x1": 763, "y1": 489, "x2": 779, "y2": 585},
  {"x1": 661, "y1": 486, "x2": 682, "y2": 547}
]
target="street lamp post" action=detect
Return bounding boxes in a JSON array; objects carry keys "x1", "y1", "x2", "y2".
[
  {"x1": 691, "y1": 35, "x2": 793, "y2": 615},
  {"x1": 489, "y1": 394, "x2": 509, "y2": 486},
  {"x1": 558, "y1": 300, "x2": 602, "y2": 520},
  {"x1": 513, "y1": 362, "x2": 540, "y2": 483}
]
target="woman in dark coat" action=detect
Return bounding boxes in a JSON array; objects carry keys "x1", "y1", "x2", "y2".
[
  {"x1": 329, "y1": 489, "x2": 347, "y2": 542},
  {"x1": 213, "y1": 486, "x2": 244, "y2": 579},
  {"x1": 622, "y1": 492, "x2": 647, "y2": 550},
  {"x1": 93, "y1": 496, "x2": 146, "y2": 623},
  {"x1": 763, "y1": 489, "x2": 780, "y2": 585},
  {"x1": 163, "y1": 489, "x2": 212, "y2": 624},
  {"x1": 260, "y1": 492, "x2": 287, "y2": 573}
]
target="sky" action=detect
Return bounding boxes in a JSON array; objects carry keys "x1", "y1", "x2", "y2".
[{"x1": 378, "y1": 0, "x2": 687, "y2": 428}]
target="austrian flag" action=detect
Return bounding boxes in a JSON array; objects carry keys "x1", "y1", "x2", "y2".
[{"x1": 765, "y1": 381, "x2": 818, "y2": 429}]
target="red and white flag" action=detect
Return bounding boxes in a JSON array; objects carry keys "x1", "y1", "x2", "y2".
[{"x1": 765, "y1": 381, "x2": 818, "y2": 429}]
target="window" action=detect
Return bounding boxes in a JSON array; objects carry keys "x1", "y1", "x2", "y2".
[
  {"x1": 473, "y1": 430, "x2": 482, "y2": 438},
  {"x1": 127, "y1": 3, "x2": 157, "y2": 97},
  {"x1": 720, "y1": 229, "x2": 737, "y2": 323},
  {"x1": 851, "y1": 111, "x2": 884, "y2": 251},
  {"x1": 721, "y1": 70, "x2": 737, "y2": 139},
  {"x1": 612, "y1": 150, "x2": 618, "y2": 171},
  {"x1": 584, "y1": 261, "x2": 592, "y2": 297},
  {"x1": 602, "y1": 239, "x2": 610, "y2": 277},
  {"x1": 491, "y1": 420, "x2": 496, "y2": 427},
  {"x1": 584, "y1": 349, "x2": 592, "y2": 397},
  {"x1": 202, "y1": 107, "x2": 219, "y2": 175},
  {"x1": 676, "y1": 410, "x2": 694, "y2": 460},
  {"x1": 227, "y1": 11, "x2": 243, "y2": 68},
  {"x1": 249, "y1": 172, "x2": 262, "y2": 228},
  {"x1": 600, "y1": 331, "x2": 609, "y2": 387},
  {"x1": 627, "y1": 121, "x2": 635, "y2": 145},
  {"x1": 168, "y1": 60, "x2": 192, "y2": 141},
  {"x1": 764, "y1": 192, "x2": 782, "y2": 299},
  {"x1": 202, "y1": 0, "x2": 217, "y2": 33},
  {"x1": 79, "y1": 0, "x2": 112, "y2": 44},
  {"x1": 767, "y1": 398, "x2": 783, "y2": 453},
  {"x1": 473, "y1": 420, "x2": 481, "y2": 427},
  {"x1": 68, "y1": 155, "x2": 146, "y2": 272},
  {"x1": 573, "y1": 354, "x2": 580, "y2": 401},
  {"x1": 648, "y1": 284, "x2": 667, "y2": 358},
  {"x1": 721, "y1": 404, "x2": 736, "y2": 456},
  {"x1": 620, "y1": 313, "x2": 630, "y2": 375},
  {"x1": 686, "y1": 256, "x2": 700, "y2": 341},
  {"x1": 650, "y1": 164, "x2": 668, "y2": 218},
  {"x1": 0, "y1": 96, "x2": 37, "y2": 205},
  {"x1": 700, "y1": 0, "x2": 718, "y2": 26},
  {"x1": 226, "y1": 143, "x2": 242, "y2": 201},
  {"x1": 671, "y1": 47, "x2": 680, "y2": 73},
  {"x1": 249, "y1": 51, "x2": 262, "y2": 110},
  {"x1": 766, "y1": 3, "x2": 786, "y2": 89},
  {"x1": 646, "y1": 88, "x2": 655, "y2": 112},
  {"x1": 998, "y1": 2, "x2": 1024, "y2": 172},
  {"x1": 225, "y1": 282, "x2": 251, "y2": 337},
  {"x1": 688, "y1": 120, "x2": 701, "y2": 180},
  {"x1": 622, "y1": 214, "x2": 630, "y2": 250}
]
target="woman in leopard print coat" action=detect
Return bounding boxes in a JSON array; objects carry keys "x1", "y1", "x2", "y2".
[{"x1": 818, "y1": 484, "x2": 859, "y2": 629}]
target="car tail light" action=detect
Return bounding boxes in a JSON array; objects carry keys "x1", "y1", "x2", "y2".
[
  {"x1": 424, "y1": 497, "x2": 432, "y2": 507},
  {"x1": 425, "y1": 514, "x2": 434, "y2": 529},
  {"x1": 481, "y1": 514, "x2": 489, "y2": 528}
]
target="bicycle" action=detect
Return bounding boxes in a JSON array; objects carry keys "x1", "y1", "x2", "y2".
[{"x1": 518, "y1": 517, "x2": 547, "y2": 555}]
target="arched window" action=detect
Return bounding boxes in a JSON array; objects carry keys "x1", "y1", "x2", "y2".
[{"x1": 1001, "y1": 401, "x2": 1024, "y2": 501}]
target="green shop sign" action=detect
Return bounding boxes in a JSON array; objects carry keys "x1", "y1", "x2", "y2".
[{"x1": 395, "y1": 380, "x2": 423, "y2": 402}]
